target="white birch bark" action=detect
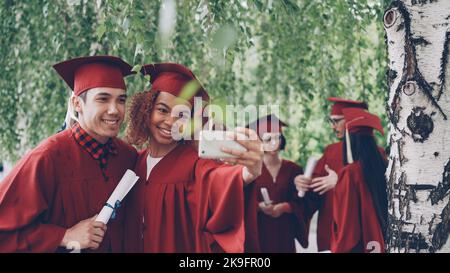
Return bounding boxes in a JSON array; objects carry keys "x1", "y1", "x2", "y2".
[{"x1": 385, "y1": 0, "x2": 450, "y2": 252}]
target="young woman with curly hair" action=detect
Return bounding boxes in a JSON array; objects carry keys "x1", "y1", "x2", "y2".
[{"x1": 124, "y1": 63, "x2": 263, "y2": 253}]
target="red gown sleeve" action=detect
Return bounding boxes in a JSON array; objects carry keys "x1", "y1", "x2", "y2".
[
  {"x1": 194, "y1": 160, "x2": 245, "y2": 253},
  {"x1": 286, "y1": 163, "x2": 311, "y2": 248},
  {"x1": 298, "y1": 150, "x2": 328, "y2": 223},
  {"x1": 0, "y1": 149, "x2": 66, "y2": 252},
  {"x1": 243, "y1": 180, "x2": 260, "y2": 252},
  {"x1": 123, "y1": 152, "x2": 146, "y2": 253},
  {"x1": 312, "y1": 147, "x2": 329, "y2": 178}
]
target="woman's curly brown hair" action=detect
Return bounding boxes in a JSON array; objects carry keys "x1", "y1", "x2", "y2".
[{"x1": 125, "y1": 90, "x2": 159, "y2": 148}]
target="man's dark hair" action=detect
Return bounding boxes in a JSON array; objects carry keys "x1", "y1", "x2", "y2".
[{"x1": 74, "y1": 92, "x2": 88, "y2": 118}]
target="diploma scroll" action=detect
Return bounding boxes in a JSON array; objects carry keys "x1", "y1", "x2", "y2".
[
  {"x1": 260, "y1": 187, "x2": 273, "y2": 206},
  {"x1": 95, "y1": 169, "x2": 140, "y2": 224},
  {"x1": 298, "y1": 156, "x2": 318, "y2": 198}
]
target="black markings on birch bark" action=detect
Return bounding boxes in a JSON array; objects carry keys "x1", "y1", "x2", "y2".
[
  {"x1": 402, "y1": 80, "x2": 416, "y2": 95},
  {"x1": 396, "y1": 172, "x2": 410, "y2": 220},
  {"x1": 388, "y1": 69, "x2": 398, "y2": 88},
  {"x1": 411, "y1": 37, "x2": 430, "y2": 46},
  {"x1": 387, "y1": 0, "x2": 450, "y2": 252},
  {"x1": 437, "y1": 31, "x2": 449, "y2": 100},
  {"x1": 388, "y1": 163, "x2": 397, "y2": 212},
  {"x1": 389, "y1": 170, "x2": 429, "y2": 251},
  {"x1": 390, "y1": 94, "x2": 401, "y2": 127},
  {"x1": 384, "y1": 8, "x2": 397, "y2": 28},
  {"x1": 411, "y1": 0, "x2": 438, "y2": 6},
  {"x1": 406, "y1": 107, "x2": 434, "y2": 142},
  {"x1": 431, "y1": 201, "x2": 450, "y2": 252},
  {"x1": 397, "y1": 139, "x2": 407, "y2": 165},
  {"x1": 387, "y1": 170, "x2": 415, "y2": 251},
  {"x1": 429, "y1": 158, "x2": 450, "y2": 205},
  {"x1": 409, "y1": 184, "x2": 435, "y2": 191},
  {"x1": 386, "y1": 214, "x2": 400, "y2": 250},
  {"x1": 429, "y1": 214, "x2": 437, "y2": 235},
  {"x1": 402, "y1": 230, "x2": 429, "y2": 252},
  {"x1": 387, "y1": 1, "x2": 447, "y2": 125}
]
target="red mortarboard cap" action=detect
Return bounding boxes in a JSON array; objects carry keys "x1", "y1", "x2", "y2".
[
  {"x1": 246, "y1": 114, "x2": 288, "y2": 138},
  {"x1": 328, "y1": 97, "x2": 368, "y2": 115},
  {"x1": 53, "y1": 55, "x2": 134, "y2": 96},
  {"x1": 141, "y1": 63, "x2": 209, "y2": 104},
  {"x1": 342, "y1": 108, "x2": 384, "y2": 135},
  {"x1": 343, "y1": 108, "x2": 383, "y2": 164}
]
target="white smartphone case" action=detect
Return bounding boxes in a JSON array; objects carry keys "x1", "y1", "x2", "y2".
[{"x1": 198, "y1": 130, "x2": 247, "y2": 159}]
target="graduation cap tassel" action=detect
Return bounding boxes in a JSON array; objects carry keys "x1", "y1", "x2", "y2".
[
  {"x1": 58, "y1": 93, "x2": 77, "y2": 132},
  {"x1": 66, "y1": 93, "x2": 79, "y2": 127},
  {"x1": 346, "y1": 127, "x2": 354, "y2": 164}
]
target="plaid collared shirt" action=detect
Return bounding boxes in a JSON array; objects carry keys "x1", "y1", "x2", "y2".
[{"x1": 72, "y1": 123, "x2": 117, "y2": 179}]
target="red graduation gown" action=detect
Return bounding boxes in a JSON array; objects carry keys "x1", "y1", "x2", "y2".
[
  {"x1": 244, "y1": 160, "x2": 309, "y2": 253},
  {"x1": 307, "y1": 142, "x2": 386, "y2": 251},
  {"x1": 0, "y1": 129, "x2": 137, "y2": 253},
  {"x1": 124, "y1": 143, "x2": 245, "y2": 253},
  {"x1": 310, "y1": 142, "x2": 344, "y2": 251},
  {"x1": 331, "y1": 162, "x2": 385, "y2": 253}
]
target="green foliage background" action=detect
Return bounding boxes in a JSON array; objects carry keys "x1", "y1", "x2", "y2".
[{"x1": 0, "y1": 0, "x2": 389, "y2": 166}]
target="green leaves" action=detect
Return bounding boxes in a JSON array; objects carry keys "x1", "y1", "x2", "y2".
[
  {"x1": 0, "y1": 0, "x2": 388, "y2": 166},
  {"x1": 131, "y1": 64, "x2": 142, "y2": 73},
  {"x1": 211, "y1": 24, "x2": 237, "y2": 50},
  {"x1": 96, "y1": 23, "x2": 107, "y2": 40}
]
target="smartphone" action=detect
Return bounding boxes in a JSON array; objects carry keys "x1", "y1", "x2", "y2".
[{"x1": 198, "y1": 130, "x2": 247, "y2": 159}]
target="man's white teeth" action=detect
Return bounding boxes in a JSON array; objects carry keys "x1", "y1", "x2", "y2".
[{"x1": 103, "y1": 119, "x2": 118, "y2": 125}]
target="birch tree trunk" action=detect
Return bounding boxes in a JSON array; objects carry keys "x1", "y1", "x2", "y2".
[{"x1": 385, "y1": 0, "x2": 450, "y2": 252}]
